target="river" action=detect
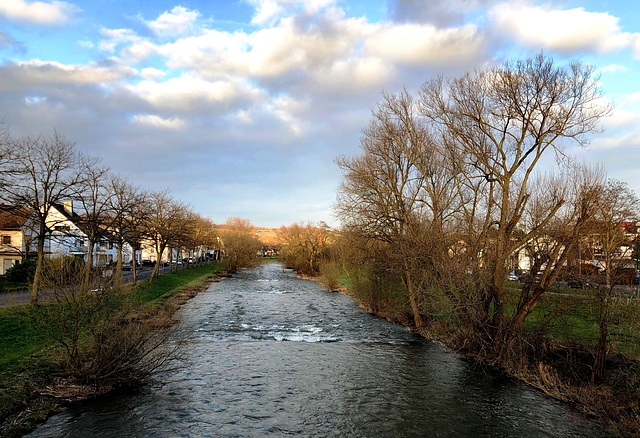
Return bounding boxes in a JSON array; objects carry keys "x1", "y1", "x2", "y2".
[{"x1": 28, "y1": 262, "x2": 610, "y2": 437}]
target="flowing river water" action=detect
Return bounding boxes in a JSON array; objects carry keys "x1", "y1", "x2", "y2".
[{"x1": 29, "y1": 262, "x2": 610, "y2": 437}]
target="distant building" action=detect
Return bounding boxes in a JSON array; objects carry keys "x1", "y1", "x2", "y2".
[{"x1": 0, "y1": 206, "x2": 36, "y2": 275}]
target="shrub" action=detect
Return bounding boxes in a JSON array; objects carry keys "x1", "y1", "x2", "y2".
[
  {"x1": 4, "y1": 258, "x2": 37, "y2": 284},
  {"x1": 319, "y1": 261, "x2": 341, "y2": 291}
]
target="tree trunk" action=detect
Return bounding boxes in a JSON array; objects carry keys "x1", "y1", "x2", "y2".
[
  {"x1": 149, "y1": 245, "x2": 165, "y2": 282},
  {"x1": 404, "y1": 266, "x2": 423, "y2": 329},
  {"x1": 132, "y1": 246, "x2": 138, "y2": 284},
  {"x1": 31, "y1": 235, "x2": 46, "y2": 305},
  {"x1": 82, "y1": 241, "x2": 95, "y2": 293},
  {"x1": 592, "y1": 293, "x2": 610, "y2": 382},
  {"x1": 114, "y1": 242, "x2": 123, "y2": 289}
]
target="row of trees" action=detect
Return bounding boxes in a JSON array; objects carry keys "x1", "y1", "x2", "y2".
[
  {"x1": 335, "y1": 54, "x2": 639, "y2": 380},
  {"x1": 0, "y1": 128, "x2": 220, "y2": 304}
]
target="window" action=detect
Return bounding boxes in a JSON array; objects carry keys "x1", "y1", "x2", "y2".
[
  {"x1": 108, "y1": 241, "x2": 114, "y2": 249},
  {"x1": 2, "y1": 235, "x2": 10, "y2": 245}
]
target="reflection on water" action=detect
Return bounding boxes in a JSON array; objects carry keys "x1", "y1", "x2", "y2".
[{"x1": 29, "y1": 262, "x2": 610, "y2": 437}]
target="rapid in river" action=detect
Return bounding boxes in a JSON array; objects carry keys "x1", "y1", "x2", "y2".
[{"x1": 29, "y1": 262, "x2": 610, "y2": 437}]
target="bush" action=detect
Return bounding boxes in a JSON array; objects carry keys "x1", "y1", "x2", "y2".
[
  {"x1": 4, "y1": 258, "x2": 37, "y2": 284},
  {"x1": 319, "y1": 261, "x2": 341, "y2": 291}
]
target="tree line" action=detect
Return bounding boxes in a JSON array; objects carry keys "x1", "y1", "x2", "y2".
[
  {"x1": 0, "y1": 127, "x2": 224, "y2": 303},
  {"x1": 331, "y1": 53, "x2": 639, "y2": 385}
]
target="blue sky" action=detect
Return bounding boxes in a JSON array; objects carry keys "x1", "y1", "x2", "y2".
[{"x1": 0, "y1": 0, "x2": 639, "y2": 227}]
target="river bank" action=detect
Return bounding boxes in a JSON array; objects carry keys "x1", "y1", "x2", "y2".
[
  {"x1": 0, "y1": 263, "x2": 223, "y2": 437},
  {"x1": 337, "y1": 285, "x2": 640, "y2": 437}
]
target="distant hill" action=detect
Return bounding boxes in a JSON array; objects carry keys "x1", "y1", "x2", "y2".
[
  {"x1": 215, "y1": 224, "x2": 282, "y2": 245},
  {"x1": 254, "y1": 227, "x2": 281, "y2": 245}
]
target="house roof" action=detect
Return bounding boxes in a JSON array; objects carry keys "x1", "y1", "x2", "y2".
[
  {"x1": 50, "y1": 203, "x2": 117, "y2": 241},
  {"x1": 0, "y1": 205, "x2": 32, "y2": 230}
]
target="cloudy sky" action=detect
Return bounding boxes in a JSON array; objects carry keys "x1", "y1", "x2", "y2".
[{"x1": 0, "y1": 0, "x2": 639, "y2": 227}]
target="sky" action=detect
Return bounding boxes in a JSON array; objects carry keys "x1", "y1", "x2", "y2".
[{"x1": 0, "y1": 0, "x2": 639, "y2": 227}]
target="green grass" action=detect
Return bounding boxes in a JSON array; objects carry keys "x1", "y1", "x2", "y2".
[
  {"x1": 260, "y1": 257, "x2": 279, "y2": 263},
  {"x1": 0, "y1": 306, "x2": 54, "y2": 371},
  {"x1": 504, "y1": 284, "x2": 639, "y2": 357}
]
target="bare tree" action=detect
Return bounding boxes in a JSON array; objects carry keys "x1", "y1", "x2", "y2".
[
  {"x1": 122, "y1": 192, "x2": 150, "y2": 284},
  {"x1": 336, "y1": 90, "x2": 460, "y2": 328},
  {"x1": 219, "y1": 217, "x2": 262, "y2": 275},
  {"x1": 337, "y1": 54, "x2": 611, "y2": 348},
  {"x1": 107, "y1": 176, "x2": 143, "y2": 289},
  {"x1": 0, "y1": 132, "x2": 94, "y2": 303},
  {"x1": 278, "y1": 222, "x2": 331, "y2": 277},
  {"x1": 590, "y1": 179, "x2": 639, "y2": 381},
  {"x1": 504, "y1": 165, "x2": 604, "y2": 334},
  {"x1": 75, "y1": 163, "x2": 113, "y2": 293},
  {"x1": 145, "y1": 191, "x2": 192, "y2": 281},
  {"x1": 417, "y1": 53, "x2": 610, "y2": 346}
]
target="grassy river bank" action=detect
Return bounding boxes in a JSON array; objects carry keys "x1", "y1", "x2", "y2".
[{"x1": 0, "y1": 263, "x2": 224, "y2": 437}]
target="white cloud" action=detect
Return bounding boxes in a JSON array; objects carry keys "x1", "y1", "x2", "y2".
[
  {"x1": 269, "y1": 95, "x2": 310, "y2": 135},
  {"x1": 489, "y1": 4, "x2": 639, "y2": 55},
  {"x1": 131, "y1": 114, "x2": 186, "y2": 129},
  {"x1": 140, "y1": 68, "x2": 166, "y2": 80},
  {"x1": 77, "y1": 40, "x2": 94, "y2": 49},
  {"x1": 591, "y1": 132, "x2": 640, "y2": 151},
  {"x1": 0, "y1": 0, "x2": 77, "y2": 25},
  {"x1": 98, "y1": 2, "x2": 488, "y2": 98},
  {"x1": 366, "y1": 22, "x2": 484, "y2": 65},
  {"x1": 159, "y1": 13, "x2": 363, "y2": 81},
  {"x1": 600, "y1": 64, "x2": 629, "y2": 74},
  {"x1": 310, "y1": 56, "x2": 394, "y2": 92},
  {"x1": 146, "y1": 6, "x2": 199, "y2": 37},
  {"x1": 127, "y1": 74, "x2": 265, "y2": 112},
  {"x1": 0, "y1": 60, "x2": 137, "y2": 91},
  {"x1": 389, "y1": 0, "x2": 498, "y2": 26},
  {"x1": 121, "y1": 40, "x2": 157, "y2": 62},
  {"x1": 623, "y1": 91, "x2": 640, "y2": 104},
  {"x1": 99, "y1": 28, "x2": 141, "y2": 53}
]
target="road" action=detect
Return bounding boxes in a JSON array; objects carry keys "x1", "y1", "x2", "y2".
[{"x1": 0, "y1": 264, "x2": 193, "y2": 308}]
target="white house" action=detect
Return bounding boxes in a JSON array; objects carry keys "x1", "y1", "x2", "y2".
[{"x1": 44, "y1": 201, "x2": 132, "y2": 267}]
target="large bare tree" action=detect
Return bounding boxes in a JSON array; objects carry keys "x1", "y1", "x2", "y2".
[
  {"x1": 1, "y1": 132, "x2": 93, "y2": 303},
  {"x1": 418, "y1": 54, "x2": 610, "y2": 346},
  {"x1": 75, "y1": 162, "x2": 113, "y2": 293},
  {"x1": 106, "y1": 176, "x2": 143, "y2": 289},
  {"x1": 337, "y1": 54, "x2": 611, "y2": 348},
  {"x1": 145, "y1": 191, "x2": 192, "y2": 281}
]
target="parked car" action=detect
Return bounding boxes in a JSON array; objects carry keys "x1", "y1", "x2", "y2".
[
  {"x1": 122, "y1": 260, "x2": 141, "y2": 271},
  {"x1": 508, "y1": 273, "x2": 519, "y2": 281}
]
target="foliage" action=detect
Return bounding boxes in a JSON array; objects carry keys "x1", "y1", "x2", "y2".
[
  {"x1": 219, "y1": 217, "x2": 262, "y2": 275},
  {"x1": 4, "y1": 258, "x2": 37, "y2": 284},
  {"x1": 318, "y1": 260, "x2": 341, "y2": 291},
  {"x1": 278, "y1": 222, "x2": 333, "y2": 277}
]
